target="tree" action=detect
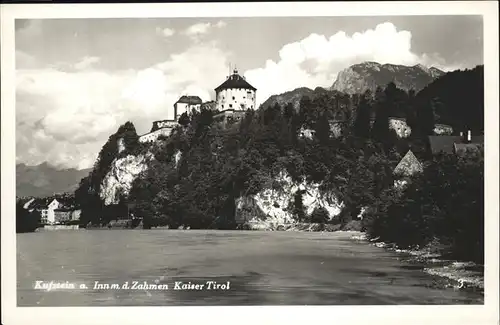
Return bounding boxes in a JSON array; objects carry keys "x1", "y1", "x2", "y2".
[
  {"x1": 16, "y1": 201, "x2": 40, "y2": 233},
  {"x1": 293, "y1": 190, "x2": 306, "y2": 222},
  {"x1": 178, "y1": 112, "x2": 191, "y2": 127},
  {"x1": 314, "y1": 112, "x2": 331, "y2": 145},
  {"x1": 353, "y1": 90, "x2": 372, "y2": 138},
  {"x1": 310, "y1": 206, "x2": 329, "y2": 224},
  {"x1": 371, "y1": 87, "x2": 391, "y2": 144}
]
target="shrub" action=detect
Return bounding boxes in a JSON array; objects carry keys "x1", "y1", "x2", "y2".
[{"x1": 310, "y1": 206, "x2": 329, "y2": 224}]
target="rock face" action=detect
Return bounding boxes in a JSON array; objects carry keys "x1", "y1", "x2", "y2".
[
  {"x1": 331, "y1": 62, "x2": 444, "y2": 94},
  {"x1": 388, "y1": 118, "x2": 412, "y2": 138},
  {"x1": 99, "y1": 154, "x2": 152, "y2": 205},
  {"x1": 235, "y1": 171, "x2": 343, "y2": 230}
]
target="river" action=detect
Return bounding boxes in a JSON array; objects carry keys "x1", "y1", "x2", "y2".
[{"x1": 16, "y1": 230, "x2": 483, "y2": 306}]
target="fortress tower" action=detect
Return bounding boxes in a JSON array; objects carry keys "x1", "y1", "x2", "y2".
[{"x1": 214, "y1": 68, "x2": 257, "y2": 111}]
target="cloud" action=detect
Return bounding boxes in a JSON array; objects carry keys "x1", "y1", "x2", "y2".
[
  {"x1": 16, "y1": 42, "x2": 230, "y2": 170},
  {"x1": 244, "y1": 22, "x2": 463, "y2": 107},
  {"x1": 16, "y1": 50, "x2": 39, "y2": 69},
  {"x1": 156, "y1": 27, "x2": 175, "y2": 38},
  {"x1": 215, "y1": 20, "x2": 227, "y2": 28},
  {"x1": 184, "y1": 22, "x2": 212, "y2": 37},
  {"x1": 183, "y1": 21, "x2": 227, "y2": 39},
  {"x1": 74, "y1": 56, "x2": 101, "y2": 70}
]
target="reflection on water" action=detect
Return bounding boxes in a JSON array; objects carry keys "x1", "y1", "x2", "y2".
[{"x1": 17, "y1": 230, "x2": 483, "y2": 306}]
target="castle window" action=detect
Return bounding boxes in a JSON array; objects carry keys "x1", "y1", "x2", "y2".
[
  {"x1": 229, "y1": 104, "x2": 233, "y2": 108},
  {"x1": 232, "y1": 96, "x2": 235, "y2": 100}
]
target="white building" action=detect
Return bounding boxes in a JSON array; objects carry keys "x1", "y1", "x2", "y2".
[
  {"x1": 138, "y1": 127, "x2": 174, "y2": 143},
  {"x1": 215, "y1": 68, "x2": 257, "y2": 111},
  {"x1": 40, "y1": 199, "x2": 60, "y2": 224}
]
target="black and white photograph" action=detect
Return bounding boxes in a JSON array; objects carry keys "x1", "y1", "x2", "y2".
[{"x1": 1, "y1": 2, "x2": 499, "y2": 325}]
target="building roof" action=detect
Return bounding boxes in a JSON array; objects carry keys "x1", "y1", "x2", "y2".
[
  {"x1": 428, "y1": 135, "x2": 484, "y2": 154},
  {"x1": 175, "y1": 96, "x2": 202, "y2": 105},
  {"x1": 215, "y1": 69, "x2": 256, "y2": 92},
  {"x1": 454, "y1": 143, "x2": 483, "y2": 156},
  {"x1": 394, "y1": 150, "x2": 423, "y2": 176},
  {"x1": 54, "y1": 208, "x2": 73, "y2": 212}
]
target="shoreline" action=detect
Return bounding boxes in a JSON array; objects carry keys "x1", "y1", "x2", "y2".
[{"x1": 349, "y1": 232, "x2": 484, "y2": 295}]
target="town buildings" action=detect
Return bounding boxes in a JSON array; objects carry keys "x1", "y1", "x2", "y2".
[
  {"x1": 428, "y1": 130, "x2": 484, "y2": 156},
  {"x1": 21, "y1": 197, "x2": 81, "y2": 225}
]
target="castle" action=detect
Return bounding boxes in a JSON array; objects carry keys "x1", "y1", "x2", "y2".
[{"x1": 139, "y1": 68, "x2": 257, "y2": 143}]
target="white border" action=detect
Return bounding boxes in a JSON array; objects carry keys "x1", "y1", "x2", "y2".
[{"x1": 1, "y1": 2, "x2": 498, "y2": 325}]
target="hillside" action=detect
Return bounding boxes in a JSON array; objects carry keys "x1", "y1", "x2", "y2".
[
  {"x1": 260, "y1": 87, "x2": 317, "y2": 110},
  {"x1": 331, "y1": 62, "x2": 444, "y2": 94},
  {"x1": 16, "y1": 162, "x2": 91, "y2": 198},
  {"x1": 413, "y1": 65, "x2": 484, "y2": 132}
]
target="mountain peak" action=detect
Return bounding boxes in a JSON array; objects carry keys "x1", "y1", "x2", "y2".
[{"x1": 331, "y1": 62, "x2": 444, "y2": 94}]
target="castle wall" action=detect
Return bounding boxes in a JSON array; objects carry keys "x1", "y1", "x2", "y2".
[
  {"x1": 153, "y1": 120, "x2": 178, "y2": 130},
  {"x1": 216, "y1": 88, "x2": 256, "y2": 111},
  {"x1": 139, "y1": 127, "x2": 174, "y2": 143}
]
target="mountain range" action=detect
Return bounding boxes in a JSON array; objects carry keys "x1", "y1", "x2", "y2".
[
  {"x1": 331, "y1": 61, "x2": 444, "y2": 94},
  {"x1": 16, "y1": 162, "x2": 91, "y2": 198},
  {"x1": 261, "y1": 62, "x2": 444, "y2": 110}
]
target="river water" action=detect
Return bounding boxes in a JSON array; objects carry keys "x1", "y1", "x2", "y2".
[{"x1": 17, "y1": 230, "x2": 483, "y2": 306}]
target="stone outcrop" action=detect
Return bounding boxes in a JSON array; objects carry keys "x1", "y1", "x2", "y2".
[
  {"x1": 235, "y1": 171, "x2": 343, "y2": 230},
  {"x1": 331, "y1": 62, "x2": 444, "y2": 94},
  {"x1": 99, "y1": 154, "x2": 152, "y2": 205}
]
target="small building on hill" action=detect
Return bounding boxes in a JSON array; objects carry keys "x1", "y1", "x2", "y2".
[
  {"x1": 428, "y1": 131, "x2": 483, "y2": 156},
  {"x1": 433, "y1": 123, "x2": 454, "y2": 135},
  {"x1": 139, "y1": 95, "x2": 202, "y2": 143},
  {"x1": 174, "y1": 95, "x2": 202, "y2": 118}
]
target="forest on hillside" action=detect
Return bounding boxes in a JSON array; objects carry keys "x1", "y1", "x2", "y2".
[{"x1": 73, "y1": 65, "x2": 484, "y2": 263}]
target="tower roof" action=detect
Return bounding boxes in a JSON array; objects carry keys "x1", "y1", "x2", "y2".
[
  {"x1": 175, "y1": 95, "x2": 202, "y2": 105},
  {"x1": 215, "y1": 69, "x2": 256, "y2": 92}
]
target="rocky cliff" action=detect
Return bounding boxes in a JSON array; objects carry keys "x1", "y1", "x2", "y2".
[
  {"x1": 99, "y1": 154, "x2": 152, "y2": 205},
  {"x1": 331, "y1": 62, "x2": 444, "y2": 94},
  {"x1": 235, "y1": 171, "x2": 343, "y2": 230}
]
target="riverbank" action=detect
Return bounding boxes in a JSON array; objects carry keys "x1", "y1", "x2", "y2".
[{"x1": 349, "y1": 232, "x2": 484, "y2": 295}]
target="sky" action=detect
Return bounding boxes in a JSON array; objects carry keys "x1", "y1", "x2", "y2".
[{"x1": 15, "y1": 16, "x2": 483, "y2": 170}]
